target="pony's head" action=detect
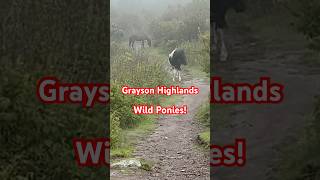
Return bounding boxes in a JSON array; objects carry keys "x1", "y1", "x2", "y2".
[{"x1": 232, "y1": 0, "x2": 246, "y2": 13}]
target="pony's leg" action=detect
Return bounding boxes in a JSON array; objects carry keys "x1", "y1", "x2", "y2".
[
  {"x1": 212, "y1": 23, "x2": 218, "y2": 51},
  {"x1": 142, "y1": 41, "x2": 144, "y2": 48},
  {"x1": 178, "y1": 70, "x2": 182, "y2": 82},
  {"x1": 130, "y1": 40, "x2": 134, "y2": 49},
  {"x1": 218, "y1": 28, "x2": 228, "y2": 61},
  {"x1": 172, "y1": 68, "x2": 176, "y2": 81}
]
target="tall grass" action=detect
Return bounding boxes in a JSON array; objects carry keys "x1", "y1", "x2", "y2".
[
  {"x1": 277, "y1": 98, "x2": 320, "y2": 180},
  {"x1": 110, "y1": 42, "x2": 171, "y2": 149},
  {"x1": 0, "y1": 1, "x2": 109, "y2": 179},
  {"x1": 181, "y1": 31, "x2": 210, "y2": 73}
]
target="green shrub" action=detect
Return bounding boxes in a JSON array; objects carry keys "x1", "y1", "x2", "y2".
[
  {"x1": 198, "y1": 131, "x2": 210, "y2": 147},
  {"x1": 110, "y1": 43, "x2": 171, "y2": 150},
  {"x1": 0, "y1": 69, "x2": 108, "y2": 179},
  {"x1": 181, "y1": 31, "x2": 210, "y2": 73},
  {"x1": 0, "y1": 1, "x2": 109, "y2": 179},
  {"x1": 277, "y1": 98, "x2": 320, "y2": 180},
  {"x1": 288, "y1": 0, "x2": 320, "y2": 51},
  {"x1": 196, "y1": 102, "x2": 210, "y2": 127},
  {"x1": 110, "y1": 111, "x2": 122, "y2": 148},
  {"x1": 149, "y1": 0, "x2": 209, "y2": 45}
]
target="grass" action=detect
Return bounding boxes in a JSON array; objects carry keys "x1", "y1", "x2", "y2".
[
  {"x1": 198, "y1": 131, "x2": 210, "y2": 147},
  {"x1": 276, "y1": 99, "x2": 320, "y2": 180},
  {"x1": 184, "y1": 61, "x2": 210, "y2": 149},
  {"x1": 111, "y1": 36, "x2": 210, "y2": 162},
  {"x1": 248, "y1": 8, "x2": 320, "y2": 67},
  {"x1": 111, "y1": 117, "x2": 156, "y2": 160},
  {"x1": 139, "y1": 159, "x2": 153, "y2": 171},
  {"x1": 110, "y1": 44, "x2": 173, "y2": 159},
  {"x1": 111, "y1": 147, "x2": 134, "y2": 159},
  {"x1": 195, "y1": 100, "x2": 210, "y2": 148},
  {"x1": 245, "y1": 4, "x2": 320, "y2": 67},
  {"x1": 185, "y1": 65, "x2": 209, "y2": 79},
  {"x1": 111, "y1": 89, "x2": 183, "y2": 160},
  {"x1": 247, "y1": 8, "x2": 306, "y2": 48},
  {"x1": 242, "y1": 6, "x2": 320, "y2": 179},
  {"x1": 196, "y1": 103, "x2": 209, "y2": 126}
]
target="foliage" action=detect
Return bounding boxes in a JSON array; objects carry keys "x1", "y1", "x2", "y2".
[
  {"x1": 181, "y1": 31, "x2": 210, "y2": 73},
  {"x1": 110, "y1": 111, "x2": 122, "y2": 148},
  {"x1": 140, "y1": 159, "x2": 153, "y2": 171},
  {"x1": 149, "y1": 0, "x2": 210, "y2": 47},
  {"x1": 245, "y1": 0, "x2": 278, "y2": 16},
  {"x1": 110, "y1": 148, "x2": 133, "y2": 159},
  {"x1": 196, "y1": 102, "x2": 210, "y2": 127},
  {"x1": 110, "y1": 0, "x2": 210, "y2": 159},
  {"x1": 196, "y1": 102, "x2": 210, "y2": 148},
  {"x1": 198, "y1": 131, "x2": 210, "y2": 147},
  {"x1": 281, "y1": 0, "x2": 320, "y2": 51},
  {"x1": 0, "y1": 1, "x2": 109, "y2": 179},
  {"x1": 110, "y1": 43, "x2": 170, "y2": 148},
  {"x1": 277, "y1": 98, "x2": 320, "y2": 180}
]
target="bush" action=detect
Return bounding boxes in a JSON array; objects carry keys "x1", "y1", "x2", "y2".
[
  {"x1": 196, "y1": 102, "x2": 210, "y2": 127},
  {"x1": 110, "y1": 43, "x2": 171, "y2": 148},
  {"x1": 0, "y1": 69, "x2": 108, "y2": 179},
  {"x1": 181, "y1": 31, "x2": 210, "y2": 73},
  {"x1": 277, "y1": 98, "x2": 320, "y2": 180},
  {"x1": 0, "y1": 1, "x2": 109, "y2": 179},
  {"x1": 149, "y1": 0, "x2": 210, "y2": 45},
  {"x1": 288, "y1": 0, "x2": 320, "y2": 51},
  {"x1": 110, "y1": 111, "x2": 122, "y2": 148}
]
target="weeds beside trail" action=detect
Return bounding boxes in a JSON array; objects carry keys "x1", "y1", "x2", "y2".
[
  {"x1": 110, "y1": 24, "x2": 210, "y2": 157},
  {"x1": 110, "y1": 1, "x2": 210, "y2": 178},
  {"x1": 0, "y1": 1, "x2": 109, "y2": 179},
  {"x1": 110, "y1": 44, "x2": 171, "y2": 156},
  {"x1": 110, "y1": 35, "x2": 210, "y2": 180},
  {"x1": 110, "y1": 38, "x2": 210, "y2": 158},
  {"x1": 111, "y1": 66, "x2": 210, "y2": 180}
]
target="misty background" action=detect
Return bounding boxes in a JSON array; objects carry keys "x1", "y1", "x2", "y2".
[
  {"x1": 111, "y1": 0, "x2": 209, "y2": 44},
  {"x1": 110, "y1": 1, "x2": 210, "y2": 175},
  {"x1": 111, "y1": 0, "x2": 193, "y2": 16}
]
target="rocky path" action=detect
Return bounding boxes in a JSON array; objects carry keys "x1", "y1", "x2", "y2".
[
  {"x1": 212, "y1": 25, "x2": 320, "y2": 180},
  {"x1": 111, "y1": 72, "x2": 210, "y2": 180}
]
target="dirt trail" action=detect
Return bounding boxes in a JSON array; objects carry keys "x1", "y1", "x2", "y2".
[
  {"x1": 212, "y1": 25, "x2": 320, "y2": 180},
  {"x1": 111, "y1": 72, "x2": 210, "y2": 180}
]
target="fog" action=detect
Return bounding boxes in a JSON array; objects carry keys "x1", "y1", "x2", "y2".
[
  {"x1": 111, "y1": 0, "x2": 193, "y2": 15},
  {"x1": 111, "y1": 0, "x2": 210, "y2": 43}
]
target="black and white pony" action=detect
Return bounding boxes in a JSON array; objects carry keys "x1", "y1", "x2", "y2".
[
  {"x1": 212, "y1": 0, "x2": 246, "y2": 61},
  {"x1": 129, "y1": 34, "x2": 151, "y2": 49},
  {"x1": 168, "y1": 48, "x2": 187, "y2": 82}
]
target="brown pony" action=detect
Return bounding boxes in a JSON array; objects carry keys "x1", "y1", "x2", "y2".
[{"x1": 129, "y1": 34, "x2": 151, "y2": 49}]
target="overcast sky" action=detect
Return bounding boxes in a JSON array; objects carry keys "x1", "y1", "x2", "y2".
[{"x1": 111, "y1": 0, "x2": 193, "y2": 15}]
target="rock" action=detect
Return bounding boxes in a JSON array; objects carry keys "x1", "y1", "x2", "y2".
[{"x1": 111, "y1": 159, "x2": 142, "y2": 168}]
